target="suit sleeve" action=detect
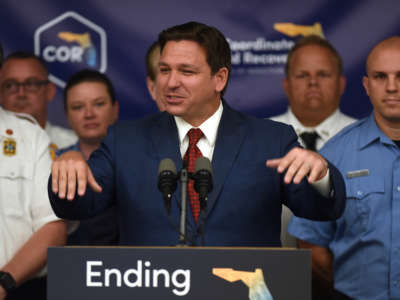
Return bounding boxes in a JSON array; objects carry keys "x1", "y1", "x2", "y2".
[
  {"x1": 281, "y1": 126, "x2": 346, "y2": 221},
  {"x1": 48, "y1": 127, "x2": 116, "y2": 220}
]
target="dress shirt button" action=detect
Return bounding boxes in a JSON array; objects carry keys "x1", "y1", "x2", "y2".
[
  {"x1": 397, "y1": 186, "x2": 400, "y2": 192},
  {"x1": 10, "y1": 171, "x2": 15, "y2": 177},
  {"x1": 357, "y1": 191, "x2": 363, "y2": 196}
]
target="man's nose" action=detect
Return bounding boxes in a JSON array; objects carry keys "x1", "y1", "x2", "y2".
[
  {"x1": 167, "y1": 71, "x2": 180, "y2": 88},
  {"x1": 84, "y1": 106, "x2": 95, "y2": 117},
  {"x1": 386, "y1": 75, "x2": 399, "y2": 93}
]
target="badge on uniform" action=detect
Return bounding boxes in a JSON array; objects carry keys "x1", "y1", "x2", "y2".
[
  {"x1": 49, "y1": 143, "x2": 58, "y2": 161},
  {"x1": 3, "y1": 138, "x2": 16, "y2": 156},
  {"x1": 346, "y1": 169, "x2": 369, "y2": 179}
]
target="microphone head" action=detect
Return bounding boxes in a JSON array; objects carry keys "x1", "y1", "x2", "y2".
[
  {"x1": 194, "y1": 157, "x2": 213, "y2": 211},
  {"x1": 157, "y1": 158, "x2": 178, "y2": 215},
  {"x1": 158, "y1": 158, "x2": 177, "y2": 176},
  {"x1": 194, "y1": 156, "x2": 212, "y2": 175}
]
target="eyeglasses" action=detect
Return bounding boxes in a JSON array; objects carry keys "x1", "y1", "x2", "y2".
[{"x1": 1, "y1": 79, "x2": 49, "y2": 94}]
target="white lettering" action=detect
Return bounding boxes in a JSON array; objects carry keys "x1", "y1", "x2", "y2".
[
  {"x1": 231, "y1": 52, "x2": 241, "y2": 65},
  {"x1": 123, "y1": 260, "x2": 142, "y2": 287},
  {"x1": 227, "y1": 38, "x2": 294, "y2": 51},
  {"x1": 104, "y1": 268, "x2": 121, "y2": 287},
  {"x1": 172, "y1": 270, "x2": 191, "y2": 296},
  {"x1": 87, "y1": 261, "x2": 103, "y2": 287},
  {"x1": 43, "y1": 46, "x2": 56, "y2": 62},
  {"x1": 42, "y1": 46, "x2": 83, "y2": 63},
  {"x1": 70, "y1": 46, "x2": 84, "y2": 62},
  {"x1": 56, "y1": 46, "x2": 70, "y2": 62},
  {"x1": 85, "y1": 259, "x2": 191, "y2": 296},
  {"x1": 243, "y1": 52, "x2": 287, "y2": 65},
  {"x1": 153, "y1": 269, "x2": 170, "y2": 287},
  {"x1": 144, "y1": 261, "x2": 151, "y2": 287}
]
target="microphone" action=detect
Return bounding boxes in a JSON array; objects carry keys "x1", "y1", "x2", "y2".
[
  {"x1": 193, "y1": 157, "x2": 213, "y2": 210},
  {"x1": 157, "y1": 158, "x2": 178, "y2": 215}
]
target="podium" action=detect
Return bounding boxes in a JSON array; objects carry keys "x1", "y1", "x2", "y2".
[{"x1": 48, "y1": 247, "x2": 311, "y2": 300}]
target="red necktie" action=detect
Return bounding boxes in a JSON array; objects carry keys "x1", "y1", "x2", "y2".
[{"x1": 184, "y1": 128, "x2": 204, "y2": 222}]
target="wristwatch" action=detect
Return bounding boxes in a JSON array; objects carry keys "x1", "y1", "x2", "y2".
[{"x1": 0, "y1": 271, "x2": 16, "y2": 293}]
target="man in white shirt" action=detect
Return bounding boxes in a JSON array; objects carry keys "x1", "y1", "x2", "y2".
[
  {"x1": 0, "y1": 52, "x2": 77, "y2": 150},
  {"x1": 270, "y1": 35, "x2": 356, "y2": 299}
]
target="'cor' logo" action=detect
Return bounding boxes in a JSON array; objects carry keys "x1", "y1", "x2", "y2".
[{"x1": 34, "y1": 11, "x2": 107, "y2": 87}]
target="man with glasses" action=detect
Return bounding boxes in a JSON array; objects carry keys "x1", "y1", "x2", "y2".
[
  {"x1": 0, "y1": 52, "x2": 77, "y2": 150},
  {"x1": 0, "y1": 44, "x2": 67, "y2": 300}
]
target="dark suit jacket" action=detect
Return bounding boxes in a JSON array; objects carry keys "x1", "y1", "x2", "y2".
[{"x1": 49, "y1": 103, "x2": 345, "y2": 247}]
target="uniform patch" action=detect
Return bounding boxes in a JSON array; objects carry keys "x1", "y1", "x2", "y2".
[
  {"x1": 49, "y1": 143, "x2": 58, "y2": 161},
  {"x1": 3, "y1": 138, "x2": 16, "y2": 156}
]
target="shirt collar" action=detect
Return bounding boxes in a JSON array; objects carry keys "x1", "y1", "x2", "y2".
[
  {"x1": 358, "y1": 113, "x2": 394, "y2": 149},
  {"x1": 174, "y1": 101, "x2": 223, "y2": 146},
  {"x1": 286, "y1": 108, "x2": 343, "y2": 141}
]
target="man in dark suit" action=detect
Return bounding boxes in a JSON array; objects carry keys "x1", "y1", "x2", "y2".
[{"x1": 49, "y1": 22, "x2": 345, "y2": 247}]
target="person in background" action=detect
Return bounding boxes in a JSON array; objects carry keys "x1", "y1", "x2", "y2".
[
  {"x1": 0, "y1": 51, "x2": 77, "y2": 151},
  {"x1": 145, "y1": 41, "x2": 165, "y2": 111},
  {"x1": 59, "y1": 69, "x2": 119, "y2": 245},
  {"x1": 0, "y1": 42, "x2": 67, "y2": 300},
  {"x1": 271, "y1": 35, "x2": 356, "y2": 299},
  {"x1": 289, "y1": 36, "x2": 400, "y2": 300}
]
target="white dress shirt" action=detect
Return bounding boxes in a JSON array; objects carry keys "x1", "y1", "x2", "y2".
[
  {"x1": 271, "y1": 108, "x2": 356, "y2": 151},
  {"x1": 0, "y1": 108, "x2": 60, "y2": 275},
  {"x1": 174, "y1": 101, "x2": 223, "y2": 160}
]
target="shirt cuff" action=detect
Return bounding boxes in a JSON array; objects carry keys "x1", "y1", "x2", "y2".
[{"x1": 310, "y1": 169, "x2": 331, "y2": 197}]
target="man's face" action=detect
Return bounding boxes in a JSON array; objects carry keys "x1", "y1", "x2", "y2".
[
  {"x1": 0, "y1": 58, "x2": 55, "y2": 127},
  {"x1": 66, "y1": 81, "x2": 118, "y2": 143},
  {"x1": 158, "y1": 40, "x2": 227, "y2": 126},
  {"x1": 283, "y1": 45, "x2": 345, "y2": 125},
  {"x1": 363, "y1": 46, "x2": 400, "y2": 125}
]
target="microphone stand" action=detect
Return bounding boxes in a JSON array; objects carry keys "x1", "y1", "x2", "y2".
[{"x1": 178, "y1": 168, "x2": 189, "y2": 246}]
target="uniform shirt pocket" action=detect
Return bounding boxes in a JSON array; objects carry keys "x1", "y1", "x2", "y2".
[
  {"x1": 0, "y1": 160, "x2": 34, "y2": 218},
  {"x1": 338, "y1": 174, "x2": 384, "y2": 237}
]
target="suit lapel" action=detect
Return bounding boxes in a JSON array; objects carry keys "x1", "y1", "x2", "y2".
[
  {"x1": 150, "y1": 113, "x2": 197, "y2": 231},
  {"x1": 205, "y1": 104, "x2": 247, "y2": 219},
  {"x1": 150, "y1": 107, "x2": 247, "y2": 229},
  {"x1": 151, "y1": 112, "x2": 182, "y2": 168}
]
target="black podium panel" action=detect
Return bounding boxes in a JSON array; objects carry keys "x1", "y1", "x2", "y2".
[{"x1": 48, "y1": 247, "x2": 310, "y2": 300}]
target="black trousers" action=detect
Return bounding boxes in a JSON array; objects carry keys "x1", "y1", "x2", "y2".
[{"x1": 6, "y1": 276, "x2": 46, "y2": 300}]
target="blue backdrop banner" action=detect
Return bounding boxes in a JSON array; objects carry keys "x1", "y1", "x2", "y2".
[{"x1": 2, "y1": 0, "x2": 399, "y2": 127}]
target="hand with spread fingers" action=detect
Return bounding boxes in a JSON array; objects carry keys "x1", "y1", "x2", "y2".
[
  {"x1": 266, "y1": 147, "x2": 328, "y2": 184},
  {"x1": 51, "y1": 150, "x2": 102, "y2": 201}
]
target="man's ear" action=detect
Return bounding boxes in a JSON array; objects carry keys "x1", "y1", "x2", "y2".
[
  {"x1": 46, "y1": 81, "x2": 57, "y2": 103},
  {"x1": 111, "y1": 101, "x2": 119, "y2": 123},
  {"x1": 339, "y1": 75, "x2": 346, "y2": 97},
  {"x1": 214, "y1": 67, "x2": 229, "y2": 93},
  {"x1": 282, "y1": 78, "x2": 290, "y2": 98},
  {"x1": 362, "y1": 76, "x2": 370, "y2": 96},
  {"x1": 146, "y1": 76, "x2": 157, "y2": 101}
]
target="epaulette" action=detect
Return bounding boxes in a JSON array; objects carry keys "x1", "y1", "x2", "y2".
[{"x1": 14, "y1": 112, "x2": 38, "y2": 125}]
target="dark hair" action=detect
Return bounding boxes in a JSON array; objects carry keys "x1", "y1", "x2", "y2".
[
  {"x1": 146, "y1": 41, "x2": 160, "y2": 81},
  {"x1": 63, "y1": 69, "x2": 116, "y2": 110},
  {"x1": 285, "y1": 35, "x2": 343, "y2": 76},
  {"x1": 158, "y1": 21, "x2": 231, "y2": 95},
  {"x1": 0, "y1": 42, "x2": 3, "y2": 67},
  {"x1": 4, "y1": 51, "x2": 49, "y2": 75}
]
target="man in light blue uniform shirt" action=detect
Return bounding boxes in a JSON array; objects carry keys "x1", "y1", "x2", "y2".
[{"x1": 289, "y1": 36, "x2": 400, "y2": 300}]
